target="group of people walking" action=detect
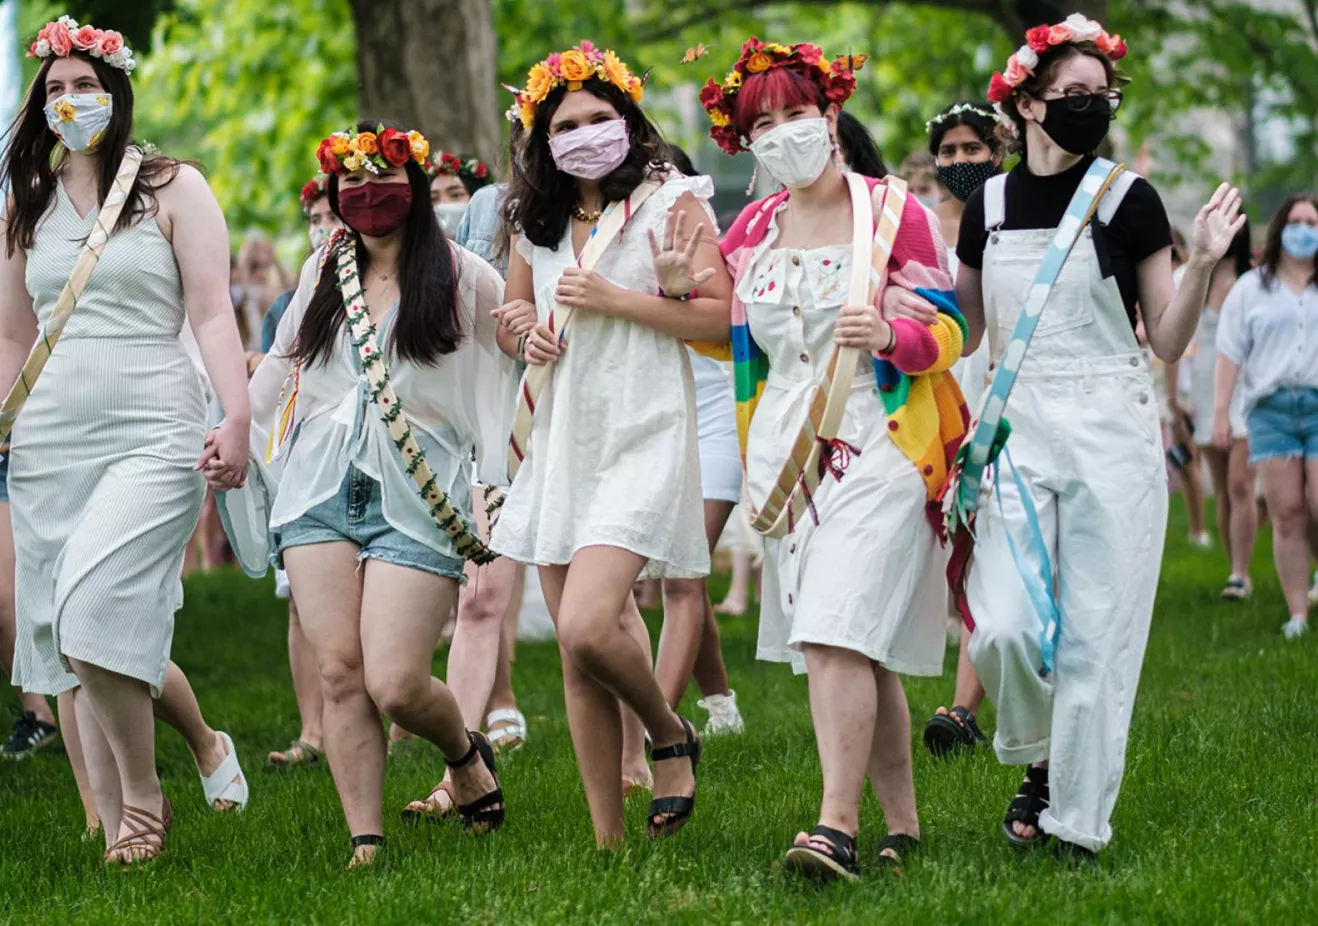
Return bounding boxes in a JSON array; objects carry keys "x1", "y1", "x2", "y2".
[{"x1": 0, "y1": 10, "x2": 1304, "y2": 885}]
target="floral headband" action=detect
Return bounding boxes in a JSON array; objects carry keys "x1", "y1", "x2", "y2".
[
  {"x1": 316, "y1": 124, "x2": 431, "y2": 176},
  {"x1": 987, "y1": 14, "x2": 1127, "y2": 104},
  {"x1": 28, "y1": 15, "x2": 135, "y2": 73},
  {"x1": 425, "y1": 151, "x2": 492, "y2": 186},
  {"x1": 299, "y1": 173, "x2": 329, "y2": 215},
  {"x1": 700, "y1": 38, "x2": 864, "y2": 155},
  {"x1": 511, "y1": 41, "x2": 644, "y2": 130}
]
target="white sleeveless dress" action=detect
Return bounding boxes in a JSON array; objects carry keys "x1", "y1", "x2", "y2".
[{"x1": 10, "y1": 183, "x2": 207, "y2": 697}]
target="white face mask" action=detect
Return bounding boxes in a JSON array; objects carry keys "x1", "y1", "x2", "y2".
[
  {"x1": 44, "y1": 92, "x2": 113, "y2": 153},
  {"x1": 434, "y1": 202, "x2": 468, "y2": 238},
  {"x1": 748, "y1": 117, "x2": 832, "y2": 191},
  {"x1": 308, "y1": 223, "x2": 332, "y2": 251}
]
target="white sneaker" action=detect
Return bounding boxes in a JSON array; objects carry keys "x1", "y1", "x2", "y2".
[
  {"x1": 697, "y1": 691, "x2": 745, "y2": 736},
  {"x1": 1282, "y1": 617, "x2": 1309, "y2": 640},
  {"x1": 1189, "y1": 531, "x2": 1212, "y2": 550},
  {"x1": 1221, "y1": 575, "x2": 1253, "y2": 600}
]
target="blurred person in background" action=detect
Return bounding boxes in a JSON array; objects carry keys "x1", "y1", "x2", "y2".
[
  {"x1": 898, "y1": 149, "x2": 940, "y2": 208},
  {"x1": 1215, "y1": 194, "x2": 1318, "y2": 637}
]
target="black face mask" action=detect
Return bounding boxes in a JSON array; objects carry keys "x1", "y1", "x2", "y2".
[
  {"x1": 935, "y1": 161, "x2": 1001, "y2": 203},
  {"x1": 1039, "y1": 95, "x2": 1112, "y2": 155}
]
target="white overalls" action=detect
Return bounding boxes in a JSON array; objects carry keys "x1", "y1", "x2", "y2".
[{"x1": 966, "y1": 173, "x2": 1168, "y2": 852}]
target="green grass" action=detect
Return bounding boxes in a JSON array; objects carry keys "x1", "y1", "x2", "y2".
[{"x1": 2, "y1": 499, "x2": 1316, "y2": 924}]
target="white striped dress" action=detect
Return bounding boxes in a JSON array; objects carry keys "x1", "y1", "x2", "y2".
[{"x1": 10, "y1": 182, "x2": 207, "y2": 697}]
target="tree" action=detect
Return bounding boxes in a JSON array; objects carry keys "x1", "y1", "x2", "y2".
[{"x1": 348, "y1": 0, "x2": 502, "y2": 165}]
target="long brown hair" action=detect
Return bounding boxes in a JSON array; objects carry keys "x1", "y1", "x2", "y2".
[
  {"x1": 0, "y1": 51, "x2": 185, "y2": 257},
  {"x1": 1258, "y1": 193, "x2": 1318, "y2": 290}
]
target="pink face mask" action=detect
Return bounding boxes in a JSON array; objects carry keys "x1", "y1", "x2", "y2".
[{"x1": 548, "y1": 118, "x2": 630, "y2": 180}]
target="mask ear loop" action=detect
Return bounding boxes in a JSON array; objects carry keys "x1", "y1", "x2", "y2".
[{"x1": 744, "y1": 163, "x2": 759, "y2": 197}]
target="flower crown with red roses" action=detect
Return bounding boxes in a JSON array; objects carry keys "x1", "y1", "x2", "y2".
[
  {"x1": 701, "y1": 39, "x2": 864, "y2": 155},
  {"x1": 28, "y1": 15, "x2": 135, "y2": 73},
  {"x1": 425, "y1": 151, "x2": 492, "y2": 187},
  {"x1": 299, "y1": 173, "x2": 330, "y2": 216},
  {"x1": 316, "y1": 124, "x2": 431, "y2": 176},
  {"x1": 987, "y1": 13, "x2": 1127, "y2": 104},
  {"x1": 510, "y1": 41, "x2": 644, "y2": 131}
]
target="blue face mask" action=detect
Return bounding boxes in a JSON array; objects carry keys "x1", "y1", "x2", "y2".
[{"x1": 1281, "y1": 223, "x2": 1318, "y2": 261}]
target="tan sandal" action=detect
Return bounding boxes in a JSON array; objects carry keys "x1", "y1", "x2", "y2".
[
  {"x1": 401, "y1": 779, "x2": 457, "y2": 822},
  {"x1": 104, "y1": 798, "x2": 172, "y2": 867},
  {"x1": 265, "y1": 738, "x2": 322, "y2": 770}
]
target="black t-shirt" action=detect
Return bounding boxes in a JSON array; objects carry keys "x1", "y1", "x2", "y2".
[{"x1": 956, "y1": 155, "x2": 1173, "y2": 329}]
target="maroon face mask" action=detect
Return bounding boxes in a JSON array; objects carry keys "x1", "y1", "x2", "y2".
[{"x1": 337, "y1": 181, "x2": 412, "y2": 238}]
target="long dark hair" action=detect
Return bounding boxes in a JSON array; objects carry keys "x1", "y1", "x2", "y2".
[
  {"x1": 506, "y1": 78, "x2": 669, "y2": 249},
  {"x1": 1258, "y1": 193, "x2": 1318, "y2": 290},
  {"x1": 837, "y1": 111, "x2": 887, "y2": 179},
  {"x1": 292, "y1": 120, "x2": 463, "y2": 367},
  {"x1": 1224, "y1": 217, "x2": 1253, "y2": 281},
  {"x1": 999, "y1": 44, "x2": 1117, "y2": 155},
  {"x1": 1, "y1": 51, "x2": 183, "y2": 257}
]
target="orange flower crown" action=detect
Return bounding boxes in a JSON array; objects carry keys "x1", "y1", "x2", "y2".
[
  {"x1": 988, "y1": 14, "x2": 1127, "y2": 104},
  {"x1": 511, "y1": 41, "x2": 644, "y2": 130},
  {"x1": 316, "y1": 124, "x2": 431, "y2": 176},
  {"x1": 701, "y1": 38, "x2": 865, "y2": 155}
]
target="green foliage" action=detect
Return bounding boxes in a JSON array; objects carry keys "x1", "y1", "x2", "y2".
[{"x1": 131, "y1": 0, "x2": 357, "y2": 240}]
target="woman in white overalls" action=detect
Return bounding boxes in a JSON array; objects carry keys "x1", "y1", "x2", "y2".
[{"x1": 953, "y1": 16, "x2": 1244, "y2": 856}]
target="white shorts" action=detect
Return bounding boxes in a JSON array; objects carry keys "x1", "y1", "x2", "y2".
[{"x1": 694, "y1": 359, "x2": 742, "y2": 504}]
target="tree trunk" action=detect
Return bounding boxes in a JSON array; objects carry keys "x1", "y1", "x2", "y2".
[{"x1": 348, "y1": 0, "x2": 501, "y2": 165}]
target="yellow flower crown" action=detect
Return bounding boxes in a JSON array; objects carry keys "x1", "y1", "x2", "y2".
[{"x1": 512, "y1": 41, "x2": 644, "y2": 130}]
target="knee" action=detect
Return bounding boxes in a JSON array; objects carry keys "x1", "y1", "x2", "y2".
[
  {"x1": 1271, "y1": 501, "x2": 1307, "y2": 536},
  {"x1": 1227, "y1": 474, "x2": 1253, "y2": 504},
  {"x1": 458, "y1": 584, "x2": 503, "y2": 627},
  {"x1": 317, "y1": 654, "x2": 366, "y2": 705},
  {"x1": 660, "y1": 578, "x2": 705, "y2": 612},
  {"x1": 363, "y1": 665, "x2": 430, "y2": 720},
  {"x1": 556, "y1": 615, "x2": 611, "y2": 672}
]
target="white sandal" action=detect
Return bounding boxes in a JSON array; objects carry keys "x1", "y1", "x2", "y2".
[
  {"x1": 485, "y1": 708, "x2": 527, "y2": 753},
  {"x1": 200, "y1": 731, "x2": 249, "y2": 812}
]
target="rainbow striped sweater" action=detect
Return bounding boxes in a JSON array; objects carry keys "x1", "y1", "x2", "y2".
[{"x1": 710, "y1": 177, "x2": 969, "y2": 507}]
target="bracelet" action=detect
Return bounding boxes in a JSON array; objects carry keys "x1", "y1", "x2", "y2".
[
  {"x1": 516, "y1": 332, "x2": 528, "y2": 363},
  {"x1": 658, "y1": 288, "x2": 698, "y2": 302},
  {"x1": 879, "y1": 324, "x2": 897, "y2": 354}
]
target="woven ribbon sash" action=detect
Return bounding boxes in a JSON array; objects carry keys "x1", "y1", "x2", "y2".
[
  {"x1": 335, "y1": 244, "x2": 497, "y2": 564},
  {"x1": 506, "y1": 180, "x2": 661, "y2": 482},
  {"x1": 0, "y1": 146, "x2": 143, "y2": 437},
  {"x1": 942, "y1": 157, "x2": 1124, "y2": 675},
  {"x1": 746, "y1": 172, "x2": 907, "y2": 539}
]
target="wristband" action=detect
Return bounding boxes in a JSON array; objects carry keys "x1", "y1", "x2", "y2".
[
  {"x1": 516, "y1": 332, "x2": 528, "y2": 363},
  {"x1": 658, "y1": 288, "x2": 698, "y2": 302}
]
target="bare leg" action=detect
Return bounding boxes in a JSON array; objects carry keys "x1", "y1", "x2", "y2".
[
  {"x1": 58, "y1": 689, "x2": 99, "y2": 832},
  {"x1": 71, "y1": 686, "x2": 121, "y2": 849},
  {"x1": 619, "y1": 593, "x2": 652, "y2": 791},
  {"x1": 1260, "y1": 458, "x2": 1310, "y2": 617},
  {"x1": 635, "y1": 577, "x2": 660, "y2": 610},
  {"x1": 866, "y1": 665, "x2": 920, "y2": 845},
  {"x1": 153, "y1": 661, "x2": 233, "y2": 806},
  {"x1": 449, "y1": 550, "x2": 519, "y2": 729},
  {"x1": 715, "y1": 550, "x2": 752, "y2": 616},
  {"x1": 67, "y1": 660, "x2": 162, "y2": 861},
  {"x1": 1201, "y1": 445, "x2": 1232, "y2": 566},
  {"x1": 950, "y1": 630, "x2": 986, "y2": 712},
  {"x1": 0, "y1": 502, "x2": 53, "y2": 723},
  {"x1": 795, "y1": 644, "x2": 876, "y2": 851},
  {"x1": 1228, "y1": 440, "x2": 1259, "y2": 580},
  {"x1": 485, "y1": 565, "x2": 524, "y2": 716},
  {"x1": 691, "y1": 596, "x2": 732, "y2": 697},
  {"x1": 289, "y1": 597, "x2": 324, "y2": 748},
  {"x1": 1181, "y1": 445, "x2": 1207, "y2": 537}
]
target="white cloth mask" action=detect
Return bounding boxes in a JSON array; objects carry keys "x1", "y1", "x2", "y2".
[
  {"x1": 44, "y1": 92, "x2": 113, "y2": 153},
  {"x1": 748, "y1": 117, "x2": 832, "y2": 190},
  {"x1": 434, "y1": 202, "x2": 468, "y2": 238}
]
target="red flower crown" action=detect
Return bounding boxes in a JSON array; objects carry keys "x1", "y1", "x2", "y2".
[
  {"x1": 425, "y1": 151, "x2": 492, "y2": 186},
  {"x1": 987, "y1": 14, "x2": 1127, "y2": 105},
  {"x1": 701, "y1": 38, "x2": 864, "y2": 155},
  {"x1": 316, "y1": 124, "x2": 430, "y2": 176},
  {"x1": 299, "y1": 173, "x2": 329, "y2": 216}
]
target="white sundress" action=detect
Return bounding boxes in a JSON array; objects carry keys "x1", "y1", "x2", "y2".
[
  {"x1": 490, "y1": 175, "x2": 711, "y2": 580},
  {"x1": 739, "y1": 211, "x2": 946, "y2": 676}
]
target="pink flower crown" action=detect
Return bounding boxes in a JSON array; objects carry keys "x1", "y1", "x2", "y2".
[
  {"x1": 987, "y1": 14, "x2": 1127, "y2": 104},
  {"x1": 28, "y1": 16, "x2": 135, "y2": 74}
]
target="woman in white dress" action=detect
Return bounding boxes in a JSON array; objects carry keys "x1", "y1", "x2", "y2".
[
  {"x1": 221, "y1": 121, "x2": 512, "y2": 867},
  {"x1": 492, "y1": 43, "x2": 732, "y2": 846},
  {"x1": 0, "y1": 20, "x2": 251, "y2": 865},
  {"x1": 700, "y1": 40, "x2": 966, "y2": 880}
]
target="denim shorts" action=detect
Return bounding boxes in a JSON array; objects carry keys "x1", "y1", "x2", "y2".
[
  {"x1": 1247, "y1": 388, "x2": 1318, "y2": 464},
  {"x1": 0, "y1": 450, "x2": 8, "y2": 504},
  {"x1": 277, "y1": 465, "x2": 465, "y2": 582}
]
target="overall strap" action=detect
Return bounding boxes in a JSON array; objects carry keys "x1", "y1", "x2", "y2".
[{"x1": 983, "y1": 174, "x2": 1008, "y2": 231}]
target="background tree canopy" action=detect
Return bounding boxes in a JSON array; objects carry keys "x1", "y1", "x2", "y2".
[{"x1": 15, "y1": 0, "x2": 1314, "y2": 240}]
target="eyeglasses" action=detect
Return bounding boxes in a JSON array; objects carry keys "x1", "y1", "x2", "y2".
[{"x1": 1044, "y1": 88, "x2": 1123, "y2": 117}]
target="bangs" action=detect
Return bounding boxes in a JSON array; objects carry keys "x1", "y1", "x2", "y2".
[{"x1": 733, "y1": 68, "x2": 824, "y2": 136}]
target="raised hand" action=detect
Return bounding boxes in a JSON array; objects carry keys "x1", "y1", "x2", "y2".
[
  {"x1": 1190, "y1": 183, "x2": 1247, "y2": 264},
  {"x1": 647, "y1": 207, "x2": 715, "y2": 298}
]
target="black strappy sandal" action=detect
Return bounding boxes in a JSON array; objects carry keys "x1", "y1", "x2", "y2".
[
  {"x1": 783, "y1": 825, "x2": 860, "y2": 882},
  {"x1": 923, "y1": 705, "x2": 988, "y2": 757},
  {"x1": 1003, "y1": 765, "x2": 1050, "y2": 847},
  {"x1": 347, "y1": 834, "x2": 385, "y2": 869},
  {"x1": 646, "y1": 717, "x2": 700, "y2": 839},
  {"x1": 447, "y1": 731, "x2": 504, "y2": 832},
  {"x1": 876, "y1": 832, "x2": 921, "y2": 868}
]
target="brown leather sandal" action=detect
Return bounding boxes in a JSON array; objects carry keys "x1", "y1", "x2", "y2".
[
  {"x1": 104, "y1": 798, "x2": 172, "y2": 867},
  {"x1": 401, "y1": 779, "x2": 457, "y2": 823}
]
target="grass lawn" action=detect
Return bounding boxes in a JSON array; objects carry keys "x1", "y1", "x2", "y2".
[{"x1": 2, "y1": 500, "x2": 1315, "y2": 924}]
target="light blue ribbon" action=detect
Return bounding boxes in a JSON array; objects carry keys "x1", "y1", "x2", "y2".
[{"x1": 993, "y1": 446, "x2": 1060, "y2": 676}]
